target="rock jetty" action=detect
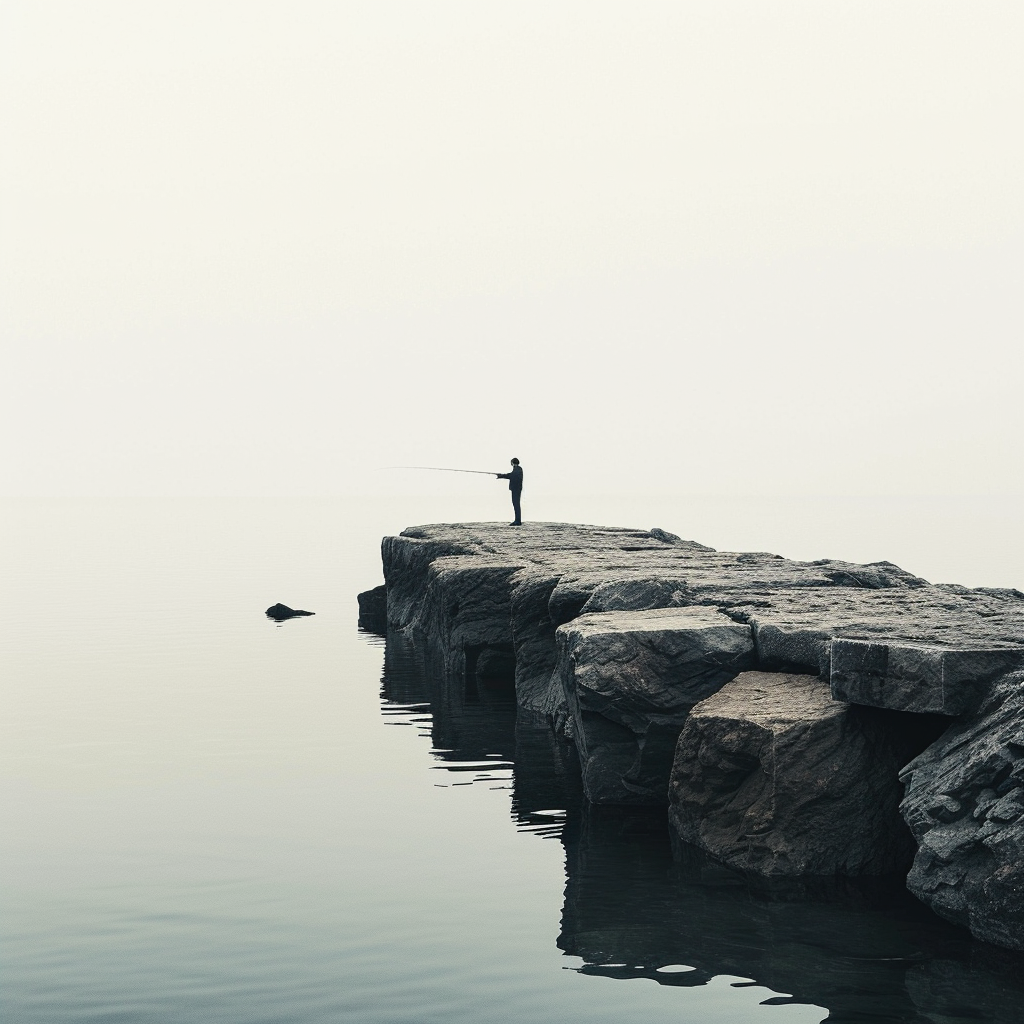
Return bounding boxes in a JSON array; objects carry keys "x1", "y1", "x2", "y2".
[{"x1": 359, "y1": 521, "x2": 1024, "y2": 952}]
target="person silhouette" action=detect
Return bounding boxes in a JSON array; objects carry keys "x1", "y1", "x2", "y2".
[{"x1": 495, "y1": 458, "x2": 523, "y2": 526}]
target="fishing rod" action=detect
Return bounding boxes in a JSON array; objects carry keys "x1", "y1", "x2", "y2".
[{"x1": 386, "y1": 466, "x2": 499, "y2": 476}]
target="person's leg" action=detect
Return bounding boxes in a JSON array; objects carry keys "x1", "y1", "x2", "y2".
[{"x1": 511, "y1": 490, "x2": 522, "y2": 525}]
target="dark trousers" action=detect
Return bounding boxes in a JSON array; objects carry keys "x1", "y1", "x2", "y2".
[{"x1": 510, "y1": 489, "x2": 522, "y2": 524}]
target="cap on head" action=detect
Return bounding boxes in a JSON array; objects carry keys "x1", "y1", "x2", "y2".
[{"x1": 511, "y1": 458, "x2": 519, "y2": 465}]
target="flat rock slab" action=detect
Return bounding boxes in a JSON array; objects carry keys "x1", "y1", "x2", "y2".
[
  {"x1": 555, "y1": 608, "x2": 756, "y2": 804},
  {"x1": 733, "y1": 586, "x2": 1024, "y2": 685},
  {"x1": 831, "y1": 639, "x2": 1024, "y2": 715},
  {"x1": 900, "y1": 669, "x2": 1024, "y2": 952},
  {"x1": 557, "y1": 608, "x2": 756, "y2": 728},
  {"x1": 376, "y1": 526, "x2": 1023, "y2": 679},
  {"x1": 377, "y1": 523, "x2": 938, "y2": 647},
  {"x1": 669, "y1": 671, "x2": 916, "y2": 878}
]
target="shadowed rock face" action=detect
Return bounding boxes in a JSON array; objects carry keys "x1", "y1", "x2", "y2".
[
  {"x1": 357, "y1": 585, "x2": 387, "y2": 634},
  {"x1": 555, "y1": 608, "x2": 756, "y2": 804},
  {"x1": 900, "y1": 669, "x2": 1024, "y2": 952},
  {"x1": 669, "y1": 671, "x2": 918, "y2": 878},
  {"x1": 507, "y1": 567, "x2": 565, "y2": 718}
]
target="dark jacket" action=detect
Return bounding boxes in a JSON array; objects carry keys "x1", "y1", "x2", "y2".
[{"x1": 497, "y1": 465, "x2": 523, "y2": 492}]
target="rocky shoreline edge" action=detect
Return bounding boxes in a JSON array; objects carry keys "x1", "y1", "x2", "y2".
[{"x1": 358, "y1": 521, "x2": 1024, "y2": 954}]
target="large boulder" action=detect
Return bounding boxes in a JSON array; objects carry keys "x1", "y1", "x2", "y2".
[
  {"x1": 555, "y1": 608, "x2": 755, "y2": 804},
  {"x1": 900, "y1": 669, "x2": 1024, "y2": 952},
  {"x1": 669, "y1": 671, "x2": 916, "y2": 878}
]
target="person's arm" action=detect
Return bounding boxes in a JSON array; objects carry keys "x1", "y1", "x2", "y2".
[{"x1": 496, "y1": 472, "x2": 510, "y2": 479}]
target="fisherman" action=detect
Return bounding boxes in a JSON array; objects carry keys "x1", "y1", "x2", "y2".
[{"x1": 495, "y1": 458, "x2": 523, "y2": 526}]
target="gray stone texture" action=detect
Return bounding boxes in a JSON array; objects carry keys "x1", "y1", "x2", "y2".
[
  {"x1": 669, "y1": 671, "x2": 916, "y2": 877},
  {"x1": 356, "y1": 584, "x2": 387, "y2": 633},
  {"x1": 554, "y1": 608, "x2": 756, "y2": 804},
  {"x1": 831, "y1": 638, "x2": 1024, "y2": 715},
  {"x1": 371, "y1": 521, "x2": 1023, "y2": 725},
  {"x1": 900, "y1": 669, "x2": 1024, "y2": 952}
]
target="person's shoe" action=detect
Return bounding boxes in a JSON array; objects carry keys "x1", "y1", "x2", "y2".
[{"x1": 509, "y1": 521, "x2": 522, "y2": 526}]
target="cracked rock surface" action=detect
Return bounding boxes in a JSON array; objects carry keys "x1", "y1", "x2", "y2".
[
  {"x1": 900, "y1": 669, "x2": 1024, "y2": 952},
  {"x1": 669, "y1": 671, "x2": 917, "y2": 878},
  {"x1": 374, "y1": 521, "x2": 1023, "y2": 722},
  {"x1": 554, "y1": 608, "x2": 756, "y2": 804}
]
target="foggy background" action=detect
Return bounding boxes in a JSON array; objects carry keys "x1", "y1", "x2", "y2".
[{"x1": 3, "y1": 1, "x2": 1022, "y2": 501}]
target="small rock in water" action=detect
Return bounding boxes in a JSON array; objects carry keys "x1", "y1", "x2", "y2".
[{"x1": 266, "y1": 603, "x2": 315, "y2": 621}]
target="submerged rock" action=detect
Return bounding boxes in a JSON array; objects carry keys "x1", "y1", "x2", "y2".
[
  {"x1": 265, "y1": 603, "x2": 314, "y2": 620},
  {"x1": 668, "y1": 671, "x2": 917, "y2": 878}
]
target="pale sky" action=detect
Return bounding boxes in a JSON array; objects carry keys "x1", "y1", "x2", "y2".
[{"x1": 3, "y1": 1, "x2": 1022, "y2": 498}]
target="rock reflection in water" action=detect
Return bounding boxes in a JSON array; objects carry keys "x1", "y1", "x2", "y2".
[
  {"x1": 560, "y1": 808, "x2": 1024, "y2": 1023},
  {"x1": 377, "y1": 632, "x2": 583, "y2": 831},
  {"x1": 375, "y1": 631, "x2": 1024, "y2": 1024}
]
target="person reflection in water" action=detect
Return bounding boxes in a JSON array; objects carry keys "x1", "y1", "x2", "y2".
[{"x1": 495, "y1": 458, "x2": 523, "y2": 526}]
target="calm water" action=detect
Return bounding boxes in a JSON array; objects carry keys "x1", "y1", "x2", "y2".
[{"x1": 3, "y1": 497, "x2": 1022, "y2": 1024}]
